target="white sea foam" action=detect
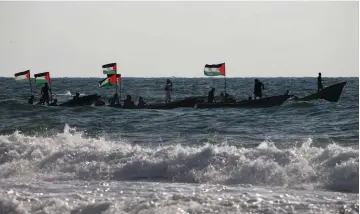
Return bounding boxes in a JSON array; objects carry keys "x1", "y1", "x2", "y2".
[
  {"x1": 0, "y1": 124, "x2": 358, "y2": 214},
  {"x1": 0, "y1": 124, "x2": 357, "y2": 193}
]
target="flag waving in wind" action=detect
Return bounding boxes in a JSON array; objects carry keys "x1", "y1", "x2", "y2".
[
  {"x1": 102, "y1": 63, "x2": 117, "y2": 74},
  {"x1": 14, "y1": 70, "x2": 30, "y2": 81},
  {"x1": 34, "y1": 72, "x2": 51, "y2": 85},
  {"x1": 204, "y1": 63, "x2": 226, "y2": 76},
  {"x1": 98, "y1": 74, "x2": 121, "y2": 87}
]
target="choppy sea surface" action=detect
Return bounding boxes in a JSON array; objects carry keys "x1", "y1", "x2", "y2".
[{"x1": 0, "y1": 77, "x2": 358, "y2": 214}]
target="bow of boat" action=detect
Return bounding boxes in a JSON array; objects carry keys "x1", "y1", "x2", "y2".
[{"x1": 298, "y1": 81, "x2": 347, "y2": 102}]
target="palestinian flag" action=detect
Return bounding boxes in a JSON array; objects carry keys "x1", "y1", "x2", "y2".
[
  {"x1": 204, "y1": 63, "x2": 226, "y2": 76},
  {"x1": 108, "y1": 74, "x2": 121, "y2": 83},
  {"x1": 14, "y1": 70, "x2": 30, "y2": 81},
  {"x1": 34, "y1": 72, "x2": 51, "y2": 85},
  {"x1": 102, "y1": 63, "x2": 117, "y2": 74},
  {"x1": 98, "y1": 74, "x2": 121, "y2": 87}
]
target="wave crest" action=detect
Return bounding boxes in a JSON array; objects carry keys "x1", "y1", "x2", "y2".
[{"x1": 0, "y1": 125, "x2": 358, "y2": 193}]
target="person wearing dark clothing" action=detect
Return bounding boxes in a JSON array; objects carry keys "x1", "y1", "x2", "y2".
[
  {"x1": 248, "y1": 96, "x2": 252, "y2": 100},
  {"x1": 224, "y1": 93, "x2": 236, "y2": 103},
  {"x1": 37, "y1": 98, "x2": 44, "y2": 105},
  {"x1": 41, "y1": 83, "x2": 51, "y2": 104},
  {"x1": 28, "y1": 95, "x2": 34, "y2": 104},
  {"x1": 317, "y1": 73, "x2": 323, "y2": 91},
  {"x1": 73, "y1": 92, "x2": 80, "y2": 100},
  {"x1": 138, "y1": 96, "x2": 146, "y2": 107},
  {"x1": 123, "y1": 95, "x2": 135, "y2": 108},
  {"x1": 254, "y1": 79, "x2": 264, "y2": 100},
  {"x1": 49, "y1": 99, "x2": 58, "y2": 106},
  {"x1": 165, "y1": 79, "x2": 173, "y2": 103},
  {"x1": 208, "y1": 88, "x2": 215, "y2": 103},
  {"x1": 108, "y1": 93, "x2": 119, "y2": 105}
]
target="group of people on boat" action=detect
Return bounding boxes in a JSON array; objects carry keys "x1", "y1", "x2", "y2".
[
  {"x1": 28, "y1": 83, "x2": 55, "y2": 105},
  {"x1": 207, "y1": 78, "x2": 265, "y2": 103},
  {"x1": 206, "y1": 73, "x2": 324, "y2": 103},
  {"x1": 105, "y1": 78, "x2": 173, "y2": 108},
  {"x1": 27, "y1": 73, "x2": 324, "y2": 107},
  {"x1": 105, "y1": 93, "x2": 147, "y2": 108},
  {"x1": 28, "y1": 82, "x2": 83, "y2": 106}
]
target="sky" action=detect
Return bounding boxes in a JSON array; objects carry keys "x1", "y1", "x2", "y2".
[{"x1": 0, "y1": 1, "x2": 358, "y2": 78}]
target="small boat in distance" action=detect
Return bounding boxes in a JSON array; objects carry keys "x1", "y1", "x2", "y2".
[{"x1": 297, "y1": 81, "x2": 347, "y2": 102}]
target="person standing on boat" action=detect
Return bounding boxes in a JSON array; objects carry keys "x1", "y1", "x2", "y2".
[
  {"x1": 208, "y1": 88, "x2": 215, "y2": 103},
  {"x1": 254, "y1": 79, "x2": 264, "y2": 99},
  {"x1": 41, "y1": 83, "x2": 51, "y2": 105},
  {"x1": 165, "y1": 79, "x2": 173, "y2": 103},
  {"x1": 317, "y1": 72, "x2": 323, "y2": 91}
]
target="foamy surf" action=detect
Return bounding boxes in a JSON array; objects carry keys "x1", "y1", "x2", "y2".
[
  {"x1": 0, "y1": 124, "x2": 357, "y2": 193},
  {"x1": 0, "y1": 125, "x2": 358, "y2": 213}
]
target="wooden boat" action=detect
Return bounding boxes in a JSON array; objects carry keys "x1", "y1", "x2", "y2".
[
  {"x1": 297, "y1": 81, "x2": 347, "y2": 102},
  {"x1": 59, "y1": 94, "x2": 101, "y2": 107},
  {"x1": 196, "y1": 94, "x2": 292, "y2": 109},
  {"x1": 146, "y1": 96, "x2": 206, "y2": 109},
  {"x1": 107, "y1": 96, "x2": 206, "y2": 109}
]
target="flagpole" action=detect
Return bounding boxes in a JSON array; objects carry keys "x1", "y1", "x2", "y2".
[
  {"x1": 119, "y1": 78, "x2": 122, "y2": 104},
  {"x1": 115, "y1": 73, "x2": 119, "y2": 104},
  {"x1": 224, "y1": 75, "x2": 227, "y2": 95},
  {"x1": 49, "y1": 81, "x2": 53, "y2": 103},
  {"x1": 29, "y1": 78, "x2": 33, "y2": 96}
]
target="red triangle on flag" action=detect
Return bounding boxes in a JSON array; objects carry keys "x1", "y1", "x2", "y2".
[
  {"x1": 219, "y1": 63, "x2": 226, "y2": 76},
  {"x1": 45, "y1": 73, "x2": 51, "y2": 82}
]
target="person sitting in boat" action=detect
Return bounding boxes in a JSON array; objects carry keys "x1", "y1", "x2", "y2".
[
  {"x1": 208, "y1": 88, "x2": 215, "y2": 103},
  {"x1": 41, "y1": 83, "x2": 51, "y2": 105},
  {"x1": 284, "y1": 90, "x2": 299, "y2": 101},
  {"x1": 28, "y1": 95, "x2": 34, "y2": 104},
  {"x1": 317, "y1": 72, "x2": 323, "y2": 91},
  {"x1": 138, "y1": 96, "x2": 146, "y2": 107},
  {"x1": 123, "y1": 95, "x2": 135, "y2": 108},
  {"x1": 37, "y1": 98, "x2": 44, "y2": 105},
  {"x1": 254, "y1": 79, "x2": 264, "y2": 100},
  {"x1": 73, "y1": 92, "x2": 80, "y2": 100},
  {"x1": 165, "y1": 79, "x2": 173, "y2": 103},
  {"x1": 108, "y1": 93, "x2": 119, "y2": 105},
  {"x1": 49, "y1": 99, "x2": 58, "y2": 106},
  {"x1": 224, "y1": 93, "x2": 236, "y2": 103}
]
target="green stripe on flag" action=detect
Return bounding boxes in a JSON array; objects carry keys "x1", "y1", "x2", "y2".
[
  {"x1": 204, "y1": 71, "x2": 224, "y2": 76},
  {"x1": 35, "y1": 78, "x2": 48, "y2": 85}
]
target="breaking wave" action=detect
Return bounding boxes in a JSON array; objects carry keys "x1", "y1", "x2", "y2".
[{"x1": 0, "y1": 124, "x2": 358, "y2": 193}]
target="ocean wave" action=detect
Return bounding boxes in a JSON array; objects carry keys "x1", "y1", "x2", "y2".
[{"x1": 0, "y1": 125, "x2": 358, "y2": 193}]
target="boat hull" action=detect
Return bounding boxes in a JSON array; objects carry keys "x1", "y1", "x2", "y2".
[
  {"x1": 196, "y1": 94, "x2": 291, "y2": 109},
  {"x1": 298, "y1": 81, "x2": 347, "y2": 102},
  {"x1": 108, "y1": 96, "x2": 205, "y2": 109},
  {"x1": 59, "y1": 94, "x2": 101, "y2": 107}
]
